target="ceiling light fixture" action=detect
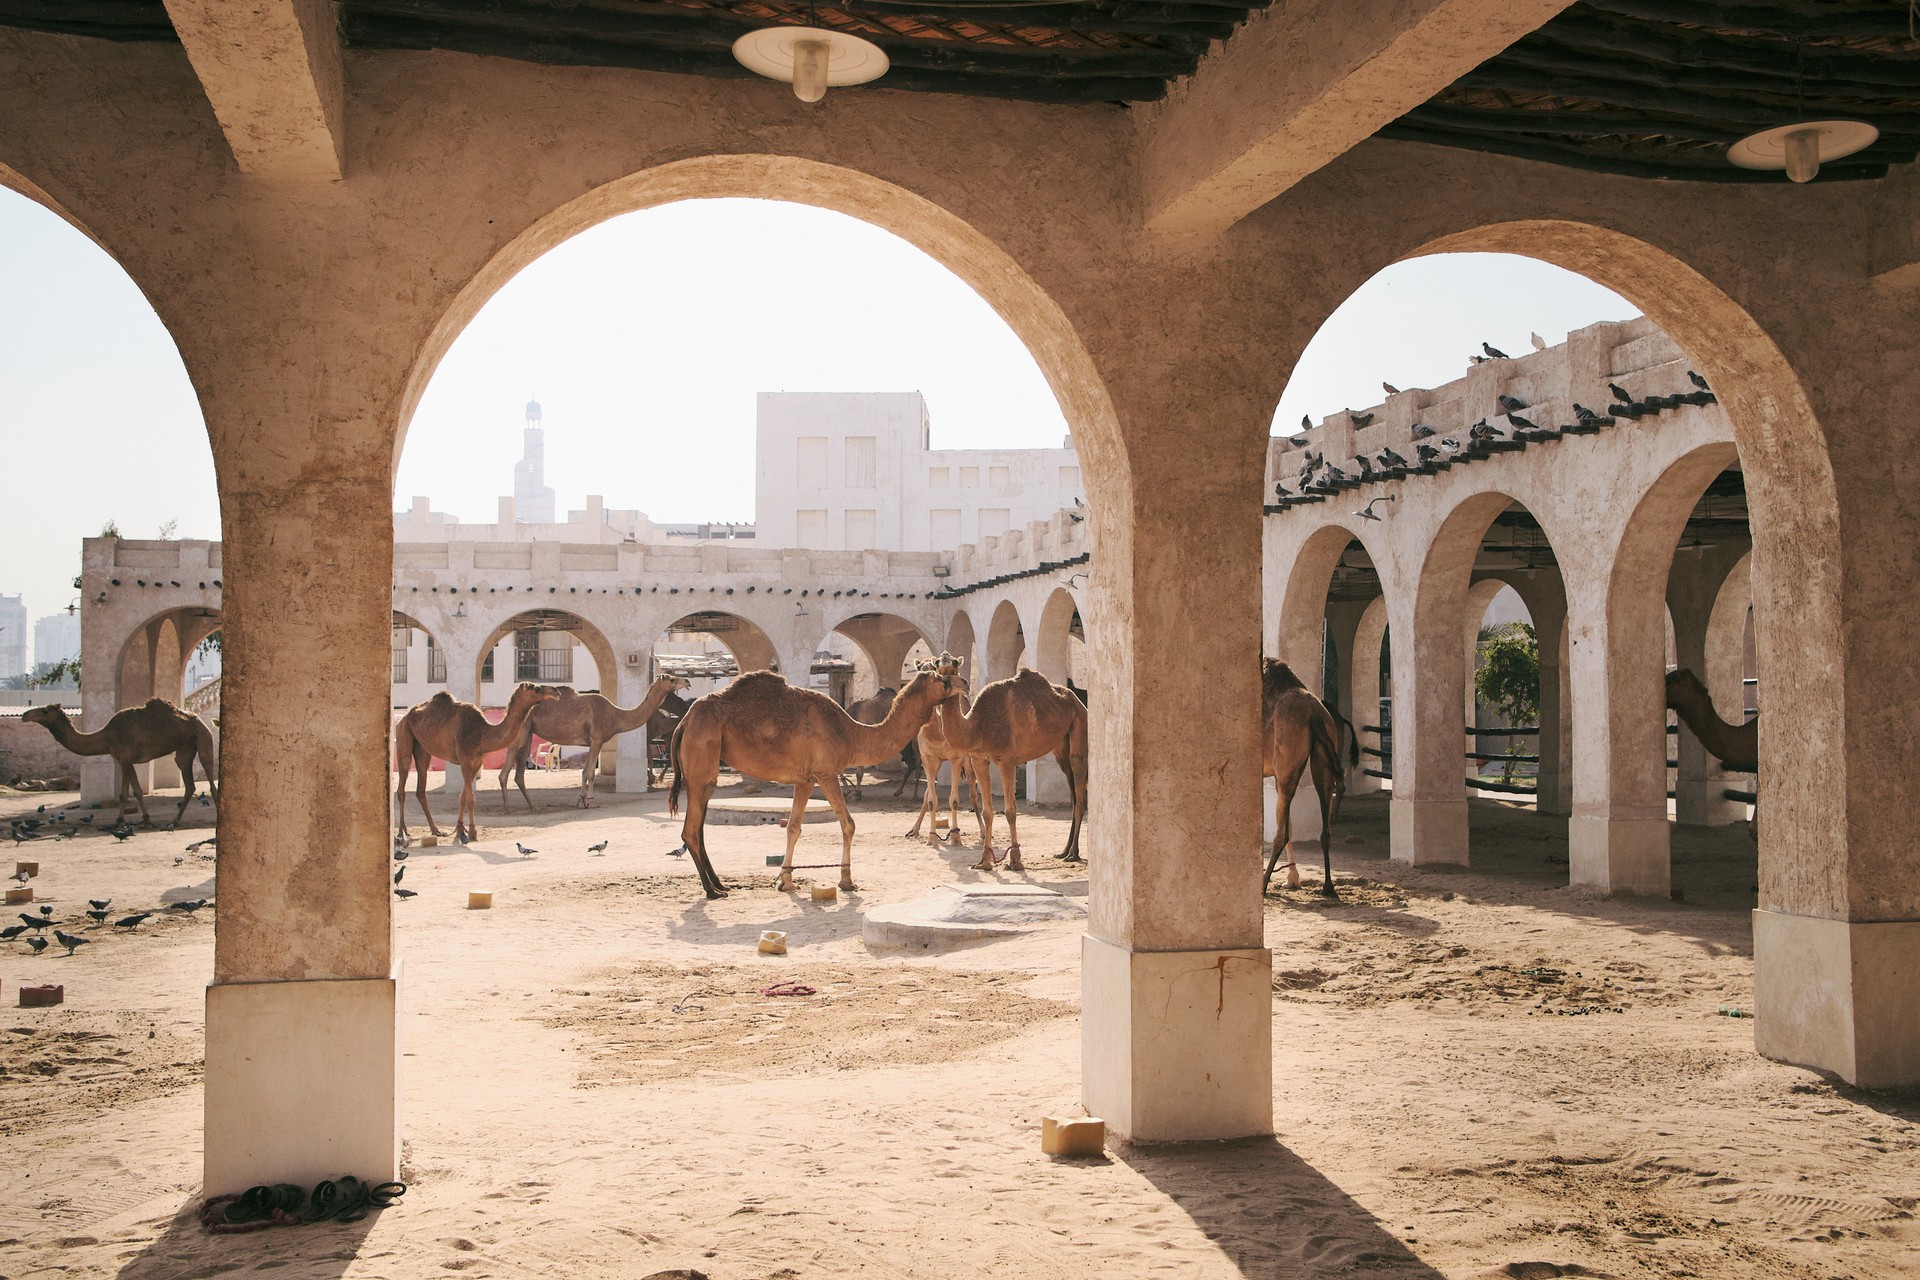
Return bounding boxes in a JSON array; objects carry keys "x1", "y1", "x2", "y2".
[
  {"x1": 1729, "y1": 120, "x2": 1879, "y2": 184},
  {"x1": 733, "y1": 24, "x2": 888, "y2": 103}
]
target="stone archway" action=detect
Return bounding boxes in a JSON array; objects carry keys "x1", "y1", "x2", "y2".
[
  {"x1": 985, "y1": 599, "x2": 1026, "y2": 682},
  {"x1": 945, "y1": 610, "x2": 979, "y2": 684}
]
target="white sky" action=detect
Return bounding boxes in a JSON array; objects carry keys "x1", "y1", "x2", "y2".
[{"x1": 0, "y1": 189, "x2": 1638, "y2": 666}]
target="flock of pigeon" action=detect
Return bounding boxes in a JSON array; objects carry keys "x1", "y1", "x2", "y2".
[
  {"x1": 1273, "y1": 344, "x2": 1716, "y2": 512},
  {"x1": 9, "y1": 793, "x2": 211, "y2": 847},
  {"x1": 4, "y1": 895, "x2": 210, "y2": 957},
  {"x1": 387, "y1": 837, "x2": 612, "y2": 901}
]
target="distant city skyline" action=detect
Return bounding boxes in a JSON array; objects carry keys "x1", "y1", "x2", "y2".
[{"x1": 2, "y1": 189, "x2": 1637, "y2": 644}]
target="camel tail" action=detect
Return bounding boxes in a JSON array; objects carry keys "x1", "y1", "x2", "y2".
[
  {"x1": 1307, "y1": 713, "x2": 1342, "y2": 789},
  {"x1": 1331, "y1": 706, "x2": 1359, "y2": 767},
  {"x1": 667, "y1": 719, "x2": 687, "y2": 817}
]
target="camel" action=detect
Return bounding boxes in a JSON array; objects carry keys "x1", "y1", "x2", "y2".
[
  {"x1": 843, "y1": 686, "x2": 900, "y2": 796},
  {"x1": 499, "y1": 675, "x2": 690, "y2": 811},
  {"x1": 905, "y1": 675, "x2": 983, "y2": 844},
  {"x1": 667, "y1": 661, "x2": 958, "y2": 899},
  {"x1": 395, "y1": 682, "x2": 561, "y2": 845},
  {"x1": 1666, "y1": 666, "x2": 1759, "y2": 840},
  {"x1": 645, "y1": 690, "x2": 691, "y2": 786},
  {"x1": 22, "y1": 700, "x2": 218, "y2": 826},
  {"x1": 931, "y1": 667, "x2": 1088, "y2": 870},
  {"x1": 1260, "y1": 658, "x2": 1355, "y2": 897}
]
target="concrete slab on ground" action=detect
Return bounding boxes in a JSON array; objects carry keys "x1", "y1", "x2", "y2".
[
  {"x1": 707, "y1": 795, "x2": 836, "y2": 825},
  {"x1": 864, "y1": 882, "x2": 1087, "y2": 951}
]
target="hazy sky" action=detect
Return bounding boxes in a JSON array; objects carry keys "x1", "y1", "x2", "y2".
[{"x1": 1, "y1": 190, "x2": 1637, "y2": 665}]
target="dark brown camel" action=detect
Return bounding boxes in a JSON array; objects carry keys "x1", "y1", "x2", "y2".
[
  {"x1": 395, "y1": 682, "x2": 561, "y2": 845},
  {"x1": 22, "y1": 700, "x2": 218, "y2": 826},
  {"x1": 499, "y1": 675, "x2": 689, "y2": 811},
  {"x1": 930, "y1": 668, "x2": 1087, "y2": 870},
  {"x1": 1260, "y1": 659, "x2": 1354, "y2": 897},
  {"x1": 667, "y1": 663, "x2": 957, "y2": 898}
]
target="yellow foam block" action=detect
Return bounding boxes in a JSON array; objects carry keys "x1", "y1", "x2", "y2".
[
  {"x1": 421, "y1": 835, "x2": 439, "y2": 848},
  {"x1": 5, "y1": 886, "x2": 33, "y2": 905},
  {"x1": 1041, "y1": 1116, "x2": 1106, "y2": 1157},
  {"x1": 758, "y1": 930, "x2": 788, "y2": 955},
  {"x1": 15, "y1": 861, "x2": 38, "y2": 878},
  {"x1": 810, "y1": 885, "x2": 837, "y2": 903},
  {"x1": 467, "y1": 891, "x2": 492, "y2": 910}
]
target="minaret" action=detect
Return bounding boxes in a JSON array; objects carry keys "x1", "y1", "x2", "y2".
[{"x1": 513, "y1": 397, "x2": 556, "y2": 524}]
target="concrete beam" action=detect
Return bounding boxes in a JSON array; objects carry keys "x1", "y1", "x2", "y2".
[
  {"x1": 1139, "y1": 0, "x2": 1572, "y2": 236},
  {"x1": 163, "y1": 0, "x2": 345, "y2": 180},
  {"x1": 1870, "y1": 166, "x2": 1920, "y2": 287}
]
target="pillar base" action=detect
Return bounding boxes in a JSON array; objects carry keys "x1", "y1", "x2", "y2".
[
  {"x1": 1755, "y1": 911, "x2": 1920, "y2": 1088},
  {"x1": 1568, "y1": 814, "x2": 1669, "y2": 896},
  {"x1": 1389, "y1": 795, "x2": 1468, "y2": 865},
  {"x1": 1082, "y1": 935, "x2": 1272, "y2": 1142},
  {"x1": 80, "y1": 757, "x2": 118, "y2": 805},
  {"x1": 205, "y1": 970, "x2": 401, "y2": 1195}
]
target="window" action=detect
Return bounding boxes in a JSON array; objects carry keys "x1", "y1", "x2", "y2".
[
  {"x1": 980, "y1": 508, "x2": 1011, "y2": 538},
  {"x1": 427, "y1": 633, "x2": 446, "y2": 683},
  {"x1": 989, "y1": 465, "x2": 1010, "y2": 488},
  {"x1": 844, "y1": 509, "x2": 877, "y2": 548},
  {"x1": 1058, "y1": 465, "x2": 1081, "y2": 488},
  {"x1": 515, "y1": 630, "x2": 540, "y2": 682},
  {"x1": 795, "y1": 509, "x2": 828, "y2": 546},
  {"x1": 959, "y1": 466, "x2": 979, "y2": 487},
  {"x1": 391, "y1": 628, "x2": 409, "y2": 684},
  {"x1": 929, "y1": 467, "x2": 950, "y2": 488},
  {"x1": 845, "y1": 435, "x2": 876, "y2": 488},
  {"x1": 539, "y1": 648, "x2": 573, "y2": 682},
  {"x1": 796, "y1": 436, "x2": 828, "y2": 487},
  {"x1": 481, "y1": 649, "x2": 495, "y2": 683},
  {"x1": 929, "y1": 509, "x2": 960, "y2": 549}
]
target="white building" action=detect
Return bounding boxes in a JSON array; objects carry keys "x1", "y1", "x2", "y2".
[
  {"x1": 753, "y1": 391, "x2": 1082, "y2": 552},
  {"x1": 0, "y1": 594, "x2": 25, "y2": 682},
  {"x1": 513, "y1": 398, "x2": 556, "y2": 524},
  {"x1": 32, "y1": 611, "x2": 80, "y2": 675}
]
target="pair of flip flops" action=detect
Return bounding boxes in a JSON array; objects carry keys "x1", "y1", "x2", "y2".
[
  {"x1": 203, "y1": 1177, "x2": 405, "y2": 1233},
  {"x1": 304, "y1": 1176, "x2": 408, "y2": 1224}
]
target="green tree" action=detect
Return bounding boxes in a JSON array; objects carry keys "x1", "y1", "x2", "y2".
[{"x1": 1474, "y1": 621, "x2": 1539, "y2": 783}]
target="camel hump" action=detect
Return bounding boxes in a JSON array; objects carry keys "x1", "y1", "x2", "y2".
[
  {"x1": 143, "y1": 697, "x2": 174, "y2": 712},
  {"x1": 718, "y1": 671, "x2": 789, "y2": 700},
  {"x1": 1262, "y1": 659, "x2": 1306, "y2": 696},
  {"x1": 428, "y1": 692, "x2": 456, "y2": 707}
]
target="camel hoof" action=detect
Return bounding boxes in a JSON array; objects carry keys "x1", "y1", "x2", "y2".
[
  {"x1": 970, "y1": 857, "x2": 995, "y2": 872},
  {"x1": 776, "y1": 875, "x2": 795, "y2": 893},
  {"x1": 840, "y1": 880, "x2": 857, "y2": 893},
  {"x1": 1285, "y1": 865, "x2": 1302, "y2": 889},
  {"x1": 1058, "y1": 852, "x2": 1083, "y2": 864}
]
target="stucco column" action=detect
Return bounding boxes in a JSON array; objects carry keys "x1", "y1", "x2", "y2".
[
  {"x1": 614, "y1": 655, "x2": 654, "y2": 794},
  {"x1": 79, "y1": 553, "x2": 126, "y2": 805},
  {"x1": 1346, "y1": 597, "x2": 1388, "y2": 797},
  {"x1": 1082, "y1": 386, "x2": 1270, "y2": 1145},
  {"x1": 1389, "y1": 590, "x2": 1469, "y2": 866},
  {"x1": 1669, "y1": 545, "x2": 1749, "y2": 827},
  {"x1": 1532, "y1": 600, "x2": 1572, "y2": 818},
  {"x1": 435, "y1": 645, "x2": 481, "y2": 800},
  {"x1": 149, "y1": 618, "x2": 186, "y2": 790}
]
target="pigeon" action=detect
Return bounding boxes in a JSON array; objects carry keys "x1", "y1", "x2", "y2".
[
  {"x1": 1349, "y1": 411, "x2": 1375, "y2": 427},
  {"x1": 24, "y1": 935, "x2": 47, "y2": 956},
  {"x1": 1688, "y1": 370, "x2": 1710, "y2": 390},
  {"x1": 1440, "y1": 438, "x2": 1462, "y2": 451},
  {"x1": 1273, "y1": 482, "x2": 1291, "y2": 500},
  {"x1": 1300, "y1": 414, "x2": 1312, "y2": 430},
  {"x1": 1378, "y1": 447, "x2": 1409, "y2": 469},
  {"x1": 86, "y1": 909, "x2": 110, "y2": 924},
  {"x1": 1607, "y1": 381, "x2": 1633, "y2": 404},
  {"x1": 587, "y1": 840, "x2": 609, "y2": 854},
  {"x1": 1572, "y1": 403, "x2": 1600, "y2": 422},
  {"x1": 1508, "y1": 412, "x2": 1539, "y2": 432},
  {"x1": 1530, "y1": 332, "x2": 1547, "y2": 351},
  {"x1": 1483, "y1": 342, "x2": 1511, "y2": 359},
  {"x1": 1497, "y1": 394, "x2": 1528, "y2": 413},
  {"x1": 393, "y1": 865, "x2": 406, "y2": 886},
  {"x1": 88, "y1": 899, "x2": 110, "y2": 911},
  {"x1": 1382, "y1": 382, "x2": 1401, "y2": 396},
  {"x1": 0, "y1": 924, "x2": 27, "y2": 941},
  {"x1": 185, "y1": 837, "x2": 216, "y2": 852},
  {"x1": 1411, "y1": 423, "x2": 1436, "y2": 439},
  {"x1": 1288, "y1": 433, "x2": 1310, "y2": 448},
  {"x1": 395, "y1": 888, "x2": 418, "y2": 899},
  {"x1": 39, "y1": 905, "x2": 52, "y2": 917},
  {"x1": 35, "y1": 805, "x2": 44, "y2": 814},
  {"x1": 1469, "y1": 354, "x2": 1489, "y2": 366},
  {"x1": 1318, "y1": 465, "x2": 1348, "y2": 486},
  {"x1": 18, "y1": 913, "x2": 53, "y2": 932},
  {"x1": 1354, "y1": 456, "x2": 1375, "y2": 479},
  {"x1": 170, "y1": 899, "x2": 210, "y2": 913},
  {"x1": 1416, "y1": 444, "x2": 1441, "y2": 464},
  {"x1": 516, "y1": 842, "x2": 537, "y2": 857},
  {"x1": 113, "y1": 912, "x2": 152, "y2": 930},
  {"x1": 53, "y1": 929, "x2": 88, "y2": 955},
  {"x1": 11, "y1": 869, "x2": 27, "y2": 883},
  {"x1": 108, "y1": 823, "x2": 136, "y2": 842},
  {"x1": 80, "y1": 814, "x2": 93, "y2": 826},
  {"x1": 1469, "y1": 419, "x2": 1503, "y2": 442}
]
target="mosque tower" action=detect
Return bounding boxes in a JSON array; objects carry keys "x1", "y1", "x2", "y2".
[{"x1": 513, "y1": 397, "x2": 556, "y2": 524}]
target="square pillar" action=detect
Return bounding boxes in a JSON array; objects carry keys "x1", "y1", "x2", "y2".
[
  {"x1": 1390, "y1": 794, "x2": 1468, "y2": 865},
  {"x1": 1083, "y1": 936, "x2": 1272, "y2": 1141},
  {"x1": 205, "y1": 971, "x2": 401, "y2": 1193},
  {"x1": 1569, "y1": 813, "x2": 1670, "y2": 896},
  {"x1": 1754, "y1": 913, "x2": 1920, "y2": 1088}
]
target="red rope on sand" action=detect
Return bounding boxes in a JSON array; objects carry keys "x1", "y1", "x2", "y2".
[{"x1": 760, "y1": 981, "x2": 816, "y2": 997}]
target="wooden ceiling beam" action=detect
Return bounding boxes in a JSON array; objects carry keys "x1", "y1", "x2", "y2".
[
  {"x1": 163, "y1": 0, "x2": 345, "y2": 179},
  {"x1": 1575, "y1": 0, "x2": 1920, "y2": 42},
  {"x1": 836, "y1": 2, "x2": 1243, "y2": 39},
  {"x1": 1543, "y1": 9, "x2": 1920, "y2": 86},
  {"x1": 1378, "y1": 121, "x2": 1892, "y2": 181},
  {"x1": 1505, "y1": 33, "x2": 1919, "y2": 101},
  {"x1": 0, "y1": 0, "x2": 171, "y2": 40},
  {"x1": 1139, "y1": 0, "x2": 1575, "y2": 236}
]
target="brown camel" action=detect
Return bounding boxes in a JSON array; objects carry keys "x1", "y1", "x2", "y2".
[
  {"x1": 22, "y1": 700, "x2": 218, "y2": 826},
  {"x1": 1260, "y1": 658, "x2": 1354, "y2": 897},
  {"x1": 667, "y1": 662, "x2": 958, "y2": 898},
  {"x1": 931, "y1": 667, "x2": 1087, "y2": 870},
  {"x1": 395, "y1": 682, "x2": 561, "y2": 845},
  {"x1": 905, "y1": 676, "x2": 983, "y2": 844},
  {"x1": 1666, "y1": 666, "x2": 1759, "y2": 840},
  {"x1": 844, "y1": 686, "x2": 900, "y2": 795},
  {"x1": 499, "y1": 675, "x2": 690, "y2": 811},
  {"x1": 645, "y1": 690, "x2": 691, "y2": 786}
]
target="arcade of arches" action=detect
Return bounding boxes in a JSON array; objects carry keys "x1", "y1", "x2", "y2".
[{"x1": 2, "y1": 5, "x2": 1915, "y2": 1193}]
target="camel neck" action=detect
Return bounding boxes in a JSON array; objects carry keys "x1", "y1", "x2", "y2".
[
  {"x1": 40, "y1": 713, "x2": 111, "y2": 757},
  {"x1": 610, "y1": 681, "x2": 678, "y2": 733},
  {"x1": 845, "y1": 686, "x2": 940, "y2": 767},
  {"x1": 484, "y1": 696, "x2": 545, "y2": 752}
]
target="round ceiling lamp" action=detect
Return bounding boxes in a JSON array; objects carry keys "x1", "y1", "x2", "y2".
[
  {"x1": 1728, "y1": 120, "x2": 1879, "y2": 184},
  {"x1": 733, "y1": 26, "x2": 889, "y2": 103}
]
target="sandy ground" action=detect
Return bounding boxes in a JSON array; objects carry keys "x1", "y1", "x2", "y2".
[{"x1": 2, "y1": 772, "x2": 1917, "y2": 1280}]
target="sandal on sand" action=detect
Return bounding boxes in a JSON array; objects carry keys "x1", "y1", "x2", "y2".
[
  {"x1": 300, "y1": 1179, "x2": 340, "y2": 1224},
  {"x1": 223, "y1": 1183, "x2": 305, "y2": 1224},
  {"x1": 369, "y1": 1181, "x2": 408, "y2": 1208},
  {"x1": 332, "y1": 1177, "x2": 373, "y2": 1224}
]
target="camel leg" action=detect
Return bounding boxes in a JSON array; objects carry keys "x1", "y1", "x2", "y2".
[
  {"x1": 1309, "y1": 745, "x2": 1340, "y2": 900},
  {"x1": 907, "y1": 766, "x2": 933, "y2": 839},
  {"x1": 124, "y1": 762, "x2": 154, "y2": 826},
  {"x1": 1001, "y1": 760, "x2": 1027, "y2": 872},
  {"x1": 1262, "y1": 768, "x2": 1302, "y2": 894},
  {"x1": 1057, "y1": 731, "x2": 1087, "y2": 863},
  {"x1": 414, "y1": 744, "x2": 442, "y2": 839},
  {"x1": 777, "y1": 784, "x2": 810, "y2": 892},
  {"x1": 394, "y1": 740, "x2": 413, "y2": 845},
  {"x1": 459, "y1": 765, "x2": 482, "y2": 844},
  {"x1": 171, "y1": 745, "x2": 197, "y2": 826},
  {"x1": 971, "y1": 758, "x2": 1001, "y2": 870},
  {"x1": 683, "y1": 776, "x2": 727, "y2": 899},
  {"x1": 817, "y1": 772, "x2": 858, "y2": 892},
  {"x1": 578, "y1": 733, "x2": 599, "y2": 808}
]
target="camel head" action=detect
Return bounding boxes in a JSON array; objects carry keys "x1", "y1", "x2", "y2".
[
  {"x1": 508, "y1": 682, "x2": 565, "y2": 709},
  {"x1": 901, "y1": 660, "x2": 959, "y2": 707},
  {"x1": 21, "y1": 705, "x2": 67, "y2": 730},
  {"x1": 658, "y1": 676, "x2": 692, "y2": 696},
  {"x1": 1664, "y1": 667, "x2": 1710, "y2": 710}
]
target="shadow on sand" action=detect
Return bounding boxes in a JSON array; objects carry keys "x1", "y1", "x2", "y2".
[{"x1": 115, "y1": 1195, "x2": 378, "y2": 1280}]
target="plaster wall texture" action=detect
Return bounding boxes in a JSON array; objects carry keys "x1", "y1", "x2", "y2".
[
  {"x1": 0, "y1": 715, "x2": 86, "y2": 779},
  {"x1": 3, "y1": 6, "x2": 1916, "y2": 1168}
]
